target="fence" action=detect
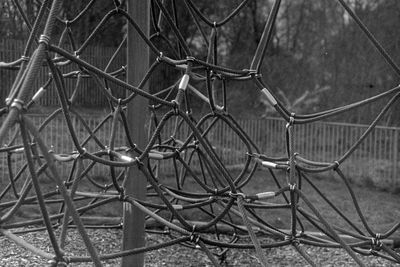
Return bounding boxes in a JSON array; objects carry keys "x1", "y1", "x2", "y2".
[
  {"x1": 0, "y1": 39, "x2": 126, "y2": 107},
  {"x1": 0, "y1": 115, "x2": 399, "y2": 189}
]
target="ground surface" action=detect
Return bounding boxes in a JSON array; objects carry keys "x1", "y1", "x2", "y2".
[
  {"x1": 1, "y1": 170, "x2": 400, "y2": 266},
  {"x1": 0, "y1": 229, "x2": 398, "y2": 266}
]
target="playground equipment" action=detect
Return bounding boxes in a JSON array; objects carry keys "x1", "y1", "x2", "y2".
[{"x1": 1, "y1": 0, "x2": 400, "y2": 266}]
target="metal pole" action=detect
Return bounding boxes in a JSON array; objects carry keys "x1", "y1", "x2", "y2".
[{"x1": 122, "y1": 1, "x2": 149, "y2": 266}]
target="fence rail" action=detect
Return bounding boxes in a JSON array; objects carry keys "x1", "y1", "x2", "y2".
[{"x1": 1, "y1": 115, "x2": 399, "y2": 189}]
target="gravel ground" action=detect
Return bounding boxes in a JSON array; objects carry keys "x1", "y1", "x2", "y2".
[{"x1": 0, "y1": 228, "x2": 398, "y2": 266}]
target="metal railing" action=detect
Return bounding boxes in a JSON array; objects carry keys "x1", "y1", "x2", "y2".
[{"x1": 1, "y1": 115, "x2": 398, "y2": 189}]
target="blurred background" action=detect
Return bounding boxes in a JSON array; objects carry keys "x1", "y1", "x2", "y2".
[
  {"x1": 1, "y1": 0, "x2": 400, "y2": 188},
  {"x1": 1, "y1": 0, "x2": 400, "y2": 124}
]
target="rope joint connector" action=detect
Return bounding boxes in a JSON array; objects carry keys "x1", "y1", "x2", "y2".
[
  {"x1": 333, "y1": 160, "x2": 340, "y2": 170},
  {"x1": 135, "y1": 157, "x2": 144, "y2": 169},
  {"x1": 186, "y1": 56, "x2": 195, "y2": 62},
  {"x1": 10, "y1": 98, "x2": 25, "y2": 111},
  {"x1": 243, "y1": 69, "x2": 258, "y2": 76},
  {"x1": 39, "y1": 34, "x2": 50, "y2": 46},
  {"x1": 171, "y1": 100, "x2": 180, "y2": 115},
  {"x1": 229, "y1": 191, "x2": 246, "y2": 199},
  {"x1": 190, "y1": 225, "x2": 200, "y2": 244},
  {"x1": 118, "y1": 189, "x2": 126, "y2": 201},
  {"x1": 156, "y1": 52, "x2": 164, "y2": 63},
  {"x1": 286, "y1": 114, "x2": 295, "y2": 128},
  {"x1": 289, "y1": 183, "x2": 296, "y2": 191},
  {"x1": 21, "y1": 55, "x2": 30, "y2": 62},
  {"x1": 371, "y1": 235, "x2": 382, "y2": 250}
]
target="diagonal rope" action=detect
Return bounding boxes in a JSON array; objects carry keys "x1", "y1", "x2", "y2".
[{"x1": 0, "y1": 0, "x2": 399, "y2": 266}]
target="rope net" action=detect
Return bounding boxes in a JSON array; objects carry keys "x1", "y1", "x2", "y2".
[{"x1": 0, "y1": 0, "x2": 400, "y2": 266}]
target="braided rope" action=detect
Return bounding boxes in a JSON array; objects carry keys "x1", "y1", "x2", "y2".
[{"x1": 0, "y1": 0, "x2": 399, "y2": 266}]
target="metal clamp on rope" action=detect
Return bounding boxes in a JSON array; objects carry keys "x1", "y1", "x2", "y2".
[
  {"x1": 289, "y1": 183, "x2": 296, "y2": 191},
  {"x1": 149, "y1": 151, "x2": 164, "y2": 160},
  {"x1": 172, "y1": 204, "x2": 183, "y2": 210},
  {"x1": 261, "y1": 160, "x2": 277, "y2": 169},
  {"x1": 21, "y1": 55, "x2": 30, "y2": 62},
  {"x1": 10, "y1": 98, "x2": 25, "y2": 111},
  {"x1": 254, "y1": 191, "x2": 275, "y2": 200},
  {"x1": 284, "y1": 235, "x2": 294, "y2": 241},
  {"x1": 11, "y1": 147, "x2": 24, "y2": 154},
  {"x1": 156, "y1": 52, "x2": 164, "y2": 63},
  {"x1": 371, "y1": 233, "x2": 383, "y2": 250},
  {"x1": 261, "y1": 160, "x2": 288, "y2": 170},
  {"x1": 73, "y1": 51, "x2": 80, "y2": 59},
  {"x1": 243, "y1": 69, "x2": 257, "y2": 76},
  {"x1": 186, "y1": 56, "x2": 195, "y2": 62},
  {"x1": 39, "y1": 34, "x2": 50, "y2": 45},
  {"x1": 178, "y1": 74, "x2": 190, "y2": 90},
  {"x1": 79, "y1": 147, "x2": 87, "y2": 157},
  {"x1": 333, "y1": 160, "x2": 340, "y2": 170},
  {"x1": 371, "y1": 236, "x2": 382, "y2": 250},
  {"x1": 189, "y1": 225, "x2": 201, "y2": 248},
  {"x1": 32, "y1": 87, "x2": 46, "y2": 103},
  {"x1": 261, "y1": 87, "x2": 277, "y2": 107},
  {"x1": 189, "y1": 225, "x2": 197, "y2": 241},
  {"x1": 229, "y1": 191, "x2": 246, "y2": 199},
  {"x1": 171, "y1": 100, "x2": 180, "y2": 114},
  {"x1": 119, "y1": 153, "x2": 134, "y2": 163},
  {"x1": 286, "y1": 114, "x2": 295, "y2": 128}
]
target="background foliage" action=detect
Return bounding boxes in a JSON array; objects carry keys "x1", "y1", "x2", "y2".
[{"x1": 1, "y1": 0, "x2": 400, "y2": 125}]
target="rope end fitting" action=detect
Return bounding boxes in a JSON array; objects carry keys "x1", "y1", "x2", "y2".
[
  {"x1": 178, "y1": 74, "x2": 190, "y2": 90},
  {"x1": 261, "y1": 88, "x2": 277, "y2": 106}
]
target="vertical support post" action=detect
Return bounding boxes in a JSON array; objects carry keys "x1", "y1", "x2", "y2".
[
  {"x1": 122, "y1": 1, "x2": 149, "y2": 266},
  {"x1": 393, "y1": 129, "x2": 398, "y2": 186}
]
